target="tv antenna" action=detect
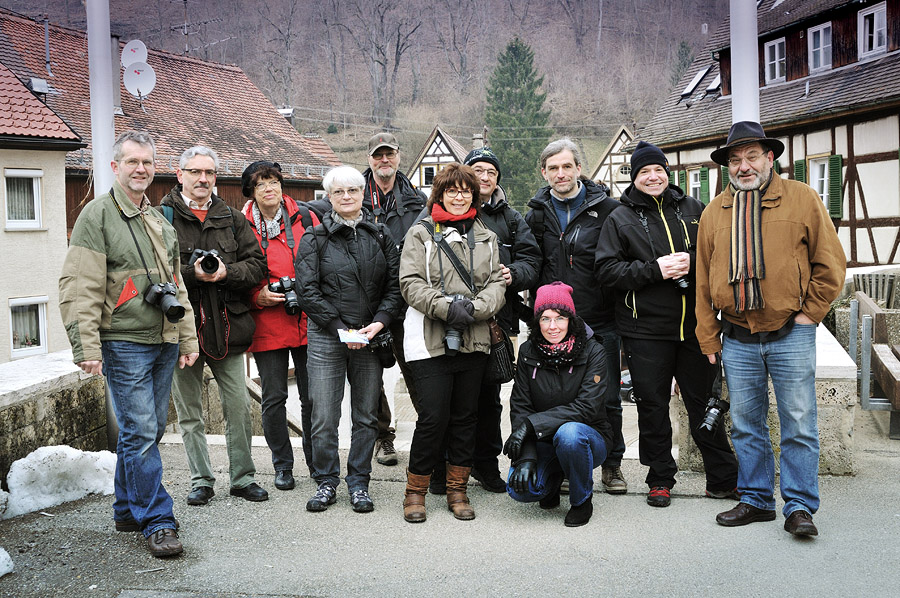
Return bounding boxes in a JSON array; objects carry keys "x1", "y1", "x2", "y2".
[{"x1": 170, "y1": 0, "x2": 225, "y2": 55}]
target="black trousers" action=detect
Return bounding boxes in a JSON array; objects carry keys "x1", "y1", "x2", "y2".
[
  {"x1": 407, "y1": 352, "x2": 487, "y2": 476},
  {"x1": 376, "y1": 319, "x2": 421, "y2": 442},
  {"x1": 623, "y1": 336, "x2": 738, "y2": 491},
  {"x1": 473, "y1": 381, "x2": 503, "y2": 473}
]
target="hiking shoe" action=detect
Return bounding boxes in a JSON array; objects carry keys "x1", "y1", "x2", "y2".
[
  {"x1": 647, "y1": 486, "x2": 671, "y2": 507},
  {"x1": 706, "y1": 487, "x2": 741, "y2": 501},
  {"x1": 601, "y1": 466, "x2": 628, "y2": 495},
  {"x1": 375, "y1": 439, "x2": 399, "y2": 466},
  {"x1": 471, "y1": 468, "x2": 507, "y2": 493},
  {"x1": 350, "y1": 489, "x2": 375, "y2": 513},
  {"x1": 306, "y1": 482, "x2": 337, "y2": 512}
]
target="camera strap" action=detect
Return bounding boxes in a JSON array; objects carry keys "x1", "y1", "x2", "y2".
[
  {"x1": 110, "y1": 188, "x2": 156, "y2": 286},
  {"x1": 420, "y1": 220, "x2": 476, "y2": 295},
  {"x1": 633, "y1": 207, "x2": 660, "y2": 260}
]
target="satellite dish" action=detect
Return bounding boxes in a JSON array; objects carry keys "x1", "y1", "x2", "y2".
[
  {"x1": 123, "y1": 62, "x2": 156, "y2": 99},
  {"x1": 121, "y1": 40, "x2": 148, "y2": 67}
]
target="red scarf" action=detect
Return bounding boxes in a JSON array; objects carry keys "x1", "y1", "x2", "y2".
[{"x1": 432, "y1": 203, "x2": 477, "y2": 222}]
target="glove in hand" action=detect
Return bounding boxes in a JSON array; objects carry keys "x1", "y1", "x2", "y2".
[
  {"x1": 509, "y1": 460, "x2": 536, "y2": 494},
  {"x1": 446, "y1": 297, "x2": 475, "y2": 327},
  {"x1": 502, "y1": 420, "x2": 532, "y2": 462}
]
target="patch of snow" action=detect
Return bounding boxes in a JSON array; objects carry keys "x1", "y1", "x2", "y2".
[
  {"x1": 2, "y1": 445, "x2": 115, "y2": 519},
  {"x1": 0, "y1": 547, "x2": 12, "y2": 577}
]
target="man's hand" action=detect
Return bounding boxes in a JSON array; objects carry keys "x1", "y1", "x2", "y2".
[
  {"x1": 256, "y1": 285, "x2": 285, "y2": 307},
  {"x1": 657, "y1": 252, "x2": 690, "y2": 280},
  {"x1": 706, "y1": 353, "x2": 717, "y2": 365},
  {"x1": 179, "y1": 353, "x2": 199, "y2": 369},
  {"x1": 78, "y1": 360, "x2": 103, "y2": 376},
  {"x1": 194, "y1": 256, "x2": 227, "y2": 283},
  {"x1": 509, "y1": 461, "x2": 536, "y2": 494},
  {"x1": 500, "y1": 263, "x2": 513, "y2": 286},
  {"x1": 795, "y1": 312, "x2": 816, "y2": 326}
]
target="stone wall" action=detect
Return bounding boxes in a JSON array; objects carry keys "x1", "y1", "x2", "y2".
[
  {"x1": 164, "y1": 365, "x2": 266, "y2": 436},
  {"x1": 0, "y1": 352, "x2": 107, "y2": 485},
  {"x1": 676, "y1": 324, "x2": 857, "y2": 476}
]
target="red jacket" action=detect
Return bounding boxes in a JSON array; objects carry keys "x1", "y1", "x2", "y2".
[{"x1": 242, "y1": 195, "x2": 320, "y2": 353}]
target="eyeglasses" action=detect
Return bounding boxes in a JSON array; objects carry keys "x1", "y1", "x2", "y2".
[
  {"x1": 255, "y1": 180, "x2": 282, "y2": 191},
  {"x1": 539, "y1": 315, "x2": 569, "y2": 326},
  {"x1": 472, "y1": 167, "x2": 498, "y2": 179},
  {"x1": 330, "y1": 187, "x2": 362, "y2": 198},
  {"x1": 183, "y1": 168, "x2": 217, "y2": 177},
  {"x1": 372, "y1": 150, "x2": 398, "y2": 160},
  {"x1": 122, "y1": 158, "x2": 154, "y2": 169},
  {"x1": 444, "y1": 188, "x2": 473, "y2": 199},
  {"x1": 727, "y1": 152, "x2": 765, "y2": 167}
]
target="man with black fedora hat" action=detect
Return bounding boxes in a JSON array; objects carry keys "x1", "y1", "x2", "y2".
[{"x1": 695, "y1": 121, "x2": 846, "y2": 537}]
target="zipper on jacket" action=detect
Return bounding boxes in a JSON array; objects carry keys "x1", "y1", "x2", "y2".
[
  {"x1": 655, "y1": 197, "x2": 686, "y2": 341},
  {"x1": 566, "y1": 224, "x2": 581, "y2": 269}
]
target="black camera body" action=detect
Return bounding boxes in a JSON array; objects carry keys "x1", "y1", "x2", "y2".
[
  {"x1": 673, "y1": 276, "x2": 690, "y2": 292},
  {"x1": 443, "y1": 293, "x2": 469, "y2": 356},
  {"x1": 269, "y1": 276, "x2": 300, "y2": 315},
  {"x1": 369, "y1": 329, "x2": 396, "y2": 368},
  {"x1": 144, "y1": 281, "x2": 186, "y2": 322},
  {"x1": 698, "y1": 397, "x2": 729, "y2": 433},
  {"x1": 188, "y1": 248, "x2": 220, "y2": 275}
]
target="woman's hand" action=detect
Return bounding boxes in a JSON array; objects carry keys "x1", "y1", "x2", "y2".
[
  {"x1": 347, "y1": 322, "x2": 385, "y2": 350},
  {"x1": 445, "y1": 297, "x2": 475, "y2": 327},
  {"x1": 256, "y1": 285, "x2": 285, "y2": 307},
  {"x1": 509, "y1": 461, "x2": 536, "y2": 494},
  {"x1": 502, "y1": 420, "x2": 532, "y2": 462}
]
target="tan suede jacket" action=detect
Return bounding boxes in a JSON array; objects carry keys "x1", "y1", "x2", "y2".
[{"x1": 695, "y1": 174, "x2": 846, "y2": 355}]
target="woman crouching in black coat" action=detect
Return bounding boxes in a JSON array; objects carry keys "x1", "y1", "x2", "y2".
[{"x1": 503, "y1": 282, "x2": 612, "y2": 527}]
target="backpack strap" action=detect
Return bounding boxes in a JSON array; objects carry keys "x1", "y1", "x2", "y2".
[{"x1": 161, "y1": 204, "x2": 174, "y2": 225}]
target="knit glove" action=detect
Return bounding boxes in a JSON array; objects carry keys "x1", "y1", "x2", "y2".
[{"x1": 445, "y1": 297, "x2": 475, "y2": 328}]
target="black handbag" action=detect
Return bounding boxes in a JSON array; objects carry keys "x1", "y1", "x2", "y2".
[{"x1": 485, "y1": 317, "x2": 516, "y2": 384}]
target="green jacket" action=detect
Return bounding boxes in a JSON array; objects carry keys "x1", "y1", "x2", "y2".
[{"x1": 59, "y1": 181, "x2": 198, "y2": 364}]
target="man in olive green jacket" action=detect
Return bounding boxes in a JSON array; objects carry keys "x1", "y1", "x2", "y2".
[{"x1": 59, "y1": 131, "x2": 198, "y2": 558}]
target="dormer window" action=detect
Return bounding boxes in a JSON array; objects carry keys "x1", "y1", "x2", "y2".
[
  {"x1": 808, "y1": 23, "x2": 832, "y2": 72},
  {"x1": 859, "y1": 2, "x2": 886, "y2": 58},
  {"x1": 764, "y1": 38, "x2": 786, "y2": 84}
]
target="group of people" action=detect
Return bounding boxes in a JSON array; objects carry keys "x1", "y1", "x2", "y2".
[{"x1": 59, "y1": 120, "x2": 845, "y2": 558}]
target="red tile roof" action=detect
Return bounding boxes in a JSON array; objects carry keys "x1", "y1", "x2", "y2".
[
  {"x1": 0, "y1": 61, "x2": 80, "y2": 141},
  {"x1": 0, "y1": 8, "x2": 340, "y2": 180}
]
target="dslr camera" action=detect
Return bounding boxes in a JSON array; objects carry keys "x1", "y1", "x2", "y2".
[
  {"x1": 369, "y1": 329, "x2": 396, "y2": 368},
  {"x1": 188, "y1": 248, "x2": 220, "y2": 275},
  {"x1": 698, "y1": 397, "x2": 729, "y2": 433},
  {"x1": 672, "y1": 275, "x2": 690, "y2": 293},
  {"x1": 144, "y1": 281, "x2": 186, "y2": 322},
  {"x1": 269, "y1": 276, "x2": 300, "y2": 315},
  {"x1": 443, "y1": 294, "x2": 469, "y2": 356}
]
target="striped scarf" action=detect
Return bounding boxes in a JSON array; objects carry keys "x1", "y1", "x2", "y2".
[{"x1": 729, "y1": 185, "x2": 767, "y2": 312}]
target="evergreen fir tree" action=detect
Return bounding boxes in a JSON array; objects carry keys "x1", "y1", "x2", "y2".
[
  {"x1": 670, "y1": 41, "x2": 694, "y2": 88},
  {"x1": 485, "y1": 38, "x2": 552, "y2": 213}
]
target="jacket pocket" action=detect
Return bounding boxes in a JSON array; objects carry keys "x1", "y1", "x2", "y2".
[{"x1": 115, "y1": 276, "x2": 140, "y2": 309}]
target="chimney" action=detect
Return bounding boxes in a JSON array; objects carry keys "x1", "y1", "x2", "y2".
[
  {"x1": 472, "y1": 133, "x2": 484, "y2": 149},
  {"x1": 43, "y1": 16, "x2": 53, "y2": 76},
  {"x1": 111, "y1": 34, "x2": 122, "y2": 114}
]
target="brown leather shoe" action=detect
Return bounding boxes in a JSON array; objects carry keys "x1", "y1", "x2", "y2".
[
  {"x1": 716, "y1": 502, "x2": 776, "y2": 527},
  {"x1": 446, "y1": 464, "x2": 475, "y2": 521},
  {"x1": 784, "y1": 510, "x2": 818, "y2": 536},
  {"x1": 403, "y1": 469, "x2": 430, "y2": 523},
  {"x1": 147, "y1": 528, "x2": 183, "y2": 558},
  {"x1": 116, "y1": 518, "x2": 179, "y2": 533}
]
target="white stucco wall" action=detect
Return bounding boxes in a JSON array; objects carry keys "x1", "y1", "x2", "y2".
[
  {"x1": 854, "y1": 117, "x2": 899, "y2": 155},
  {"x1": 856, "y1": 161, "x2": 900, "y2": 219},
  {"x1": 0, "y1": 149, "x2": 70, "y2": 363}
]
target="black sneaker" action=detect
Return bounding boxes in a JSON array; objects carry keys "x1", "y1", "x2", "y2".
[
  {"x1": 306, "y1": 482, "x2": 337, "y2": 512},
  {"x1": 472, "y1": 468, "x2": 507, "y2": 493},
  {"x1": 350, "y1": 489, "x2": 375, "y2": 513},
  {"x1": 647, "y1": 486, "x2": 671, "y2": 507}
]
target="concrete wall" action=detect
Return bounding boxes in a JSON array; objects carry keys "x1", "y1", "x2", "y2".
[
  {"x1": 0, "y1": 351, "x2": 107, "y2": 484},
  {"x1": 0, "y1": 149, "x2": 71, "y2": 363}
]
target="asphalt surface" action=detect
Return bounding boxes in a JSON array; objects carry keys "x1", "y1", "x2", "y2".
[{"x1": 0, "y1": 408, "x2": 898, "y2": 598}]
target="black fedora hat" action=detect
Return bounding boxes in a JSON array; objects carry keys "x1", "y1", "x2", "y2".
[{"x1": 710, "y1": 121, "x2": 785, "y2": 166}]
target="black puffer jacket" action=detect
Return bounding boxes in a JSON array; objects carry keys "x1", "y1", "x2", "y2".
[
  {"x1": 296, "y1": 212, "x2": 403, "y2": 333},
  {"x1": 508, "y1": 323, "x2": 612, "y2": 465},
  {"x1": 479, "y1": 186, "x2": 541, "y2": 334},
  {"x1": 159, "y1": 187, "x2": 265, "y2": 357},
  {"x1": 525, "y1": 178, "x2": 621, "y2": 330},
  {"x1": 595, "y1": 183, "x2": 704, "y2": 341}
]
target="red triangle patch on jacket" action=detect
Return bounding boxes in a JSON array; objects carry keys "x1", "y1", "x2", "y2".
[{"x1": 115, "y1": 277, "x2": 140, "y2": 309}]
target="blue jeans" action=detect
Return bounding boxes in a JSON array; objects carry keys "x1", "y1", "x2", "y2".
[
  {"x1": 722, "y1": 322, "x2": 819, "y2": 517},
  {"x1": 595, "y1": 324, "x2": 625, "y2": 466},
  {"x1": 101, "y1": 340, "x2": 179, "y2": 537},
  {"x1": 307, "y1": 322, "x2": 381, "y2": 491},
  {"x1": 507, "y1": 422, "x2": 608, "y2": 507}
]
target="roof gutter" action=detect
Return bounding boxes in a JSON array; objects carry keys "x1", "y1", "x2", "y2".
[{"x1": 0, "y1": 136, "x2": 86, "y2": 151}]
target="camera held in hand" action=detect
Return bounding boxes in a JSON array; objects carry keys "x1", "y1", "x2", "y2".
[
  {"x1": 672, "y1": 275, "x2": 690, "y2": 293},
  {"x1": 269, "y1": 276, "x2": 300, "y2": 315},
  {"x1": 369, "y1": 329, "x2": 396, "y2": 368},
  {"x1": 188, "y1": 248, "x2": 220, "y2": 275},
  {"x1": 699, "y1": 397, "x2": 729, "y2": 433},
  {"x1": 144, "y1": 281, "x2": 185, "y2": 323},
  {"x1": 443, "y1": 293, "x2": 469, "y2": 356}
]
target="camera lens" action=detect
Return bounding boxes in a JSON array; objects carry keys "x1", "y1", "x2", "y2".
[{"x1": 199, "y1": 254, "x2": 218, "y2": 274}]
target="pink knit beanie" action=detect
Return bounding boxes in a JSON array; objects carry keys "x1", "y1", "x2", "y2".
[{"x1": 533, "y1": 281, "x2": 576, "y2": 317}]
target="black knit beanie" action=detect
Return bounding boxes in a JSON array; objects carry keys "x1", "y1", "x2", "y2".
[
  {"x1": 630, "y1": 141, "x2": 669, "y2": 182},
  {"x1": 463, "y1": 147, "x2": 502, "y2": 183}
]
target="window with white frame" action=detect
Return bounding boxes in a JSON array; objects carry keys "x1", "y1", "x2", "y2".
[
  {"x1": 9, "y1": 296, "x2": 48, "y2": 358},
  {"x1": 808, "y1": 23, "x2": 832, "y2": 72},
  {"x1": 765, "y1": 38, "x2": 786, "y2": 83},
  {"x1": 809, "y1": 157, "x2": 830, "y2": 204},
  {"x1": 314, "y1": 189, "x2": 327, "y2": 201},
  {"x1": 423, "y1": 165, "x2": 436, "y2": 186},
  {"x1": 689, "y1": 169, "x2": 702, "y2": 199},
  {"x1": 859, "y1": 2, "x2": 886, "y2": 58},
  {"x1": 4, "y1": 168, "x2": 43, "y2": 229}
]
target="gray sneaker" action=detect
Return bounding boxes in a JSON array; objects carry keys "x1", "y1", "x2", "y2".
[
  {"x1": 375, "y1": 439, "x2": 399, "y2": 466},
  {"x1": 306, "y1": 482, "x2": 337, "y2": 512},
  {"x1": 350, "y1": 489, "x2": 375, "y2": 513},
  {"x1": 601, "y1": 466, "x2": 628, "y2": 495}
]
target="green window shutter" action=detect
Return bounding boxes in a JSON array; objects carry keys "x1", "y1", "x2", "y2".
[
  {"x1": 828, "y1": 154, "x2": 843, "y2": 219},
  {"x1": 773, "y1": 160, "x2": 781, "y2": 174},
  {"x1": 794, "y1": 159, "x2": 807, "y2": 183},
  {"x1": 679, "y1": 170, "x2": 687, "y2": 188},
  {"x1": 720, "y1": 166, "x2": 729, "y2": 191},
  {"x1": 699, "y1": 167, "x2": 710, "y2": 204}
]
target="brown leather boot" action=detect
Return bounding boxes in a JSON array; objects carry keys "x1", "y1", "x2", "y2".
[
  {"x1": 403, "y1": 469, "x2": 430, "y2": 523},
  {"x1": 446, "y1": 464, "x2": 475, "y2": 520}
]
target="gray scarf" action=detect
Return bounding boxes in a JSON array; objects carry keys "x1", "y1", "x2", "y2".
[{"x1": 252, "y1": 201, "x2": 284, "y2": 239}]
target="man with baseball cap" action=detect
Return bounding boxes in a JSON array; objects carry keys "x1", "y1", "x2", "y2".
[{"x1": 696, "y1": 121, "x2": 846, "y2": 537}]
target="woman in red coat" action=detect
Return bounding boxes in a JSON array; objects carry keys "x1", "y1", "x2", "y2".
[{"x1": 241, "y1": 161, "x2": 319, "y2": 492}]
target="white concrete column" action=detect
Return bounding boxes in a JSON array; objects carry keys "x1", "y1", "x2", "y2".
[
  {"x1": 730, "y1": 0, "x2": 760, "y2": 123},
  {"x1": 86, "y1": 0, "x2": 115, "y2": 193}
]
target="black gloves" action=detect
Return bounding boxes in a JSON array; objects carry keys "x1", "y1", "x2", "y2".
[
  {"x1": 509, "y1": 460, "x2": 536, "y2": 494},
  {"x1": 445, "y1": 297, "x2": 475, "y2": 328},
  {"x1": 502, "y1": 420, "x2": 533, "y2": 462}
]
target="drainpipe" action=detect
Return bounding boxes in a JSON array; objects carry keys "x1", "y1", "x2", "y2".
[
  {"x1": 86, "y1": 0, "x2": 118, "y2": 450},
  {"x1": 730, "y1": 0, "x2": 760, "y2": 123}
]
